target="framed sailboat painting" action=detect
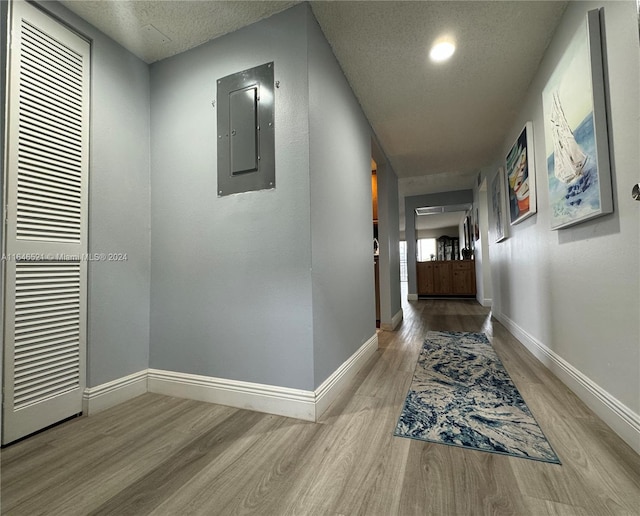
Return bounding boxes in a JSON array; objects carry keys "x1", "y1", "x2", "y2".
[
  {"x1": 542, "y1": 8, "x2": 612, "y2": 230},
  {"x1": 505, "y1": 122, "x2": 537, "y2": 225}
]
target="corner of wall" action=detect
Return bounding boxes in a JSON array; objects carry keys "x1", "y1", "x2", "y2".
[
  {"x1": 307, "y1": 7, "x2": 376, "y2": 389},
  {"x1": 149, "y1": 5, "x2": 315, "y2": 391}
]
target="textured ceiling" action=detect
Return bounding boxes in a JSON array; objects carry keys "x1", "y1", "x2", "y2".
[
  {"x1": 310, "y1": 1, "x2": 566, "y2": 179},
  {"x1": 58, "y1": 0, "x2": 567, "y2": 187},
  {"x1": 59, "y1": 1, "x2": 299, "y2": 63}
]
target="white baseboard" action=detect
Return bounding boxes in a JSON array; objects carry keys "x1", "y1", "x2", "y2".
[
  {"x1": 82, "y1": 334, "x2": 379, "y2": 423},
  {"x1": 481, "y1": 298, "x2": 492, "y2": 308},
  {"x1": 392, "y1": 308, "x2": 404, "y2": 329},
  {"x1": 148, "y1": 369, "x2": 316, "y2": 421},
  {"x1": 381, "y1": 309, "x2": 403, "y2": 331},
  {"x1": 82, "y1": 370, "x2": 147, "y2": 415},
  {"x1": 495, "y1": 312, "x2": 640, "y2": 454},
  {"x1": 149, "y1": 332, "x2": 378, "y2": 422},
  {"x1": 315, "y1": 333, "x2": 378, "y2": 418},
  {"x1": 407, "y1": 293, "x2": 418, "y2": 301}
]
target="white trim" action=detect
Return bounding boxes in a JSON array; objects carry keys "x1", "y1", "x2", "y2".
[
  {"x1": 148, "y1": 332, "x2": 378, "y2": 422},
  {"x1": 481, "y1": 298, "x2": 492, "y2": 308},
  {"x1": 315, "y1": 333, "x2": 378, "y2": 418},
  {"x1": 381, "y1": 309, "x2": 403, "y2": 331},
  {"x1": 407, "y1": 293, "x2": 418, "y2": 301},
  {"x1": 80, "y1": 333, "x2": 379, "y2": 423},
  {"x1": 82, "y1": 370, "x2": 147, "y2": 415},
  {"x1": 148, "y1": 369, "x2": 316, "y2": 421},
  {"x1": 495, "y1": 312, "x2": 640, "y2": 454}
]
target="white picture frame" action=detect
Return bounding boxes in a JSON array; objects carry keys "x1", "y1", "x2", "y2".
[
  {"x1": 505, "y1": 122, "x2": 537, "y2": 225},
  {"x1": 541, "y1": 8, "x2": 613, "y2": 230}
]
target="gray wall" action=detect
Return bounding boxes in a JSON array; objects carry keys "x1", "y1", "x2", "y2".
[
  {"x1": 489, "y1": 1, "x2": 639, "y2": 438},
  {"x1": 404, "y1": 190, "x2": 473, "y2": 295},
  {"x1": 415, "y1": 226, "x2": 460, "y2": 240},
  {"x1": 374, "y1": 148, "x2": 402, "y2": 326},
  {"x1": 149, "y1": 5, "x2": 315, "y2": 390},
  {"x1": 473, "y1": 177, "x2": 493, "y2": 306},
  {"x1": 386, "y1": 170, "x2": 403, "y2": 323},
  {"x1": 31, "y1": 1, "x2": 152, "y2": 387},
  {"x1": 307, "y1": 9, "x2": 377, "y2": 387}
]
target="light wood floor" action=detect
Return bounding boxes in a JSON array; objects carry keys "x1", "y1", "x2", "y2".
[{"x1": 2, "y1": 297, "x2": 639, "y2": 515}]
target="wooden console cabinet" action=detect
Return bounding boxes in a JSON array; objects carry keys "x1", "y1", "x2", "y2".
[{"x1": 417, "y1": 260, "x2": 476, "y2": 296}]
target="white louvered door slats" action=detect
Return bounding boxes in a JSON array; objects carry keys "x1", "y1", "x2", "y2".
[
  {"x1": 18, "y1": 19, "x2": 84, "y2": 243},
  {"x1": 3, "y1": 0, "x2": 89, "y2": 444},
  {"x1": 13, "y1": 262, "x2": 81, "y2": 410}
]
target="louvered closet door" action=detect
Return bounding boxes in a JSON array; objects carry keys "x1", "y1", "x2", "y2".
[{"x1": 3, "y1": 0, "x2": 89, "y2": 444}]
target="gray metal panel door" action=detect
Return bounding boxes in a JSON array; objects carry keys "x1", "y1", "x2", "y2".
[{"x1": 217, "y1": 62, "x2": 275, "y2": 196}]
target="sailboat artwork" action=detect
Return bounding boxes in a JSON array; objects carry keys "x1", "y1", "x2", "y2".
[
  {"x1": 549, "y1": 91, "x2": 588, "y2": 184},
  {"x1": 544, "y1": 84, "x2": 599, "y2": 229},
  {"x1": 542, "y1": 9, "x2": 612, "y2": 230}
]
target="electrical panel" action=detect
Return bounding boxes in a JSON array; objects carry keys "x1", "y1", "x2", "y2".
[{"x1": 217, "y1": 62, "x2": 275, "y2": 196}]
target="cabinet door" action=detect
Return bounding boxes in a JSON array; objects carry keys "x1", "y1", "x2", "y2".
[
  {"x1": 433, "y1": 262, "x2": 452, "y2": 294},
  {"x1": 452, "y1": 261, "x2": 475, "y2": 295},
  {"x1": 452, "y1": 268, "x2": 471, "y2": 294},
  {"x1": 417, "y1": 262, "x2": 434, "y2": 294}
]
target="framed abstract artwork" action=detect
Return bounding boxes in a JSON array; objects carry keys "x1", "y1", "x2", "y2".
[
  {"x1": 491, "y1": 167, "x2": 507, "y2": 242},
  {"x1": 542, "y1": 8, "x2": 612, "y2": 230},
  {"x1": 506, "y1": 122, "x2": 537, "y2": 225}
]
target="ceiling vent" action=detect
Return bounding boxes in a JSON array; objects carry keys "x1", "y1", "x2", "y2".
[{"x1": 415, "y1": 204, "x2": 471, "y2": 216}]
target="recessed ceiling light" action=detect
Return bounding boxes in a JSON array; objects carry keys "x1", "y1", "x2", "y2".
[{"x1": 430, "y1": 37, "x2": 456, "y2": 63}]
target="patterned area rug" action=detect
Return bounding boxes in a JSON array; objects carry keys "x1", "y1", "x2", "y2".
[{"x1": 394, "y1": 331, "x2": 560, "y2": 464}]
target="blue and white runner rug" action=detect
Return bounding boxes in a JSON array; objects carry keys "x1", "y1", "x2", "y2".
[{"x1": 394, "y1": 331, "x2": 560, "y2": 464}]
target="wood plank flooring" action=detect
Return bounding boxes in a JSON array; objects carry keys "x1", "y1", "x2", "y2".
[{"x1": 2, "y1": 297, "x2": 639, "y2": 515}]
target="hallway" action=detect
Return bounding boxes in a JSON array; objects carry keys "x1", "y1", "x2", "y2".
[{"x1": 2, "y1": 299, "x2": 639, "y2": 515}]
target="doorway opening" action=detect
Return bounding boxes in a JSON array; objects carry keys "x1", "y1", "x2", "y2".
[{"x1": 371, "y1": 159, "x2": 379, "y2": 327}]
